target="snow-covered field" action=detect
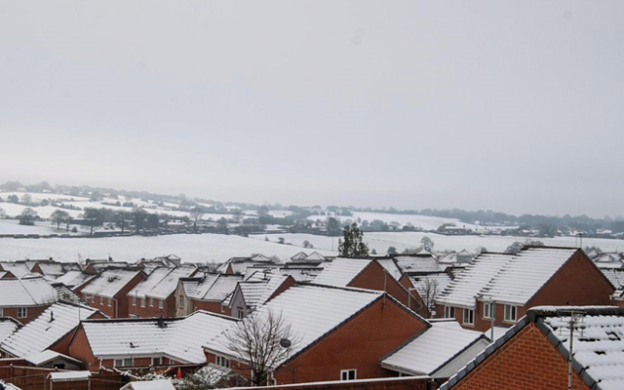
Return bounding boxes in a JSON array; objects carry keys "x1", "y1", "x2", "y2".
[
  {"x1": 252, "y1": 232, "x2": 624, "y2": 254},
  {"x1": 0, "y1": 219, "x2": 82, "y2": 235},
  {"x1": 307, "y1": 212, "x2": 513, "y2": 232},
  {"x1": 0, "y1": 234, "x2": 336, "y2": 263}
]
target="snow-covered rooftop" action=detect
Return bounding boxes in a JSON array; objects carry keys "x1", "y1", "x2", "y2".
[
  {"x1": 437, "y1": 248, "x2": 578, "y2": 308},
  {"x1": 0, "y1": 318, "x2": 20, "y2": 344},
  {"x1": 382, "y1": 321, "x2": 487, "y2": 375},
  {"x1": 81, "y1": 311, "x2": 237, "y2": 364},
  {"x1": 0, "y1": 276, "x2": 59, "y2": 308},
  {"x1": 187, "y1": 273, "x2": 243, "y2": 302},
  {"x1": 53, "y1": 270, "x2": 96, "y2": 289},
  {"x1": 601, "y1": 268, "x2": 624, "y2": 289},
  {"x1": 228, "y1": 273, "x2": 291, "y2": 310},
  {"x1": 393, "y1": 256, "x2": 442, "y2": 274},
  {"x1": 0, "y1": 302, "x2": 100, "y2": 358},
  {"x1": 312, "y1": 258, "x2": 371, "y2": 287},
  {"x1": 121, "y1": 380, "x2": 175, "y2": 390},
  {"x1": 81, "y1": 268, "x2": 144, "y2": 298},
  {"x1": 25, "y1": 349, "x2": 81, "y2": 366},
  {"x1": 131, "y1": 266, "x2": 196, "y2": 300},
  {"x1": 0, "y1": 262, "x2": 32, "y2": 278},
  {"x1": 206, "y1": 284, "x2": 383, "y2": 367},
  {"x1": 377, "y1": 259, "x2": 402, "y2": 280}
]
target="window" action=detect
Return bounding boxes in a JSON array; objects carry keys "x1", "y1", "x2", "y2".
[
  {"x1": 483, "y1": 302, "x2": 493, "y2": 319},
  {"x1": 132, "y1": 296, "x2": 137, "y2": 306},
  {"x1": 99, "y1": 295, "x2": 104, "y2": 305},
  {"x1": 84, "y1": 293, "x2": 93, "y2": 302},
  {"x1": 463, "y1": 308, "x2": 474, "y2": 325},
  {"x1": 108, "y1": 297, "x2": 112, "y2": 307},
  {"x1": 444, "y1": 306, "x2": 455, "y2": 319},
  {"x1": 115, "y1": 358, "x2": 133, "y2": 367},
  {"x1": 215, "y1": 355, "x2": 230, "y2": 368},
  {"x1": 504, "y1": 305, "x2": 517, "y2": 323},
  {"x1": 141, "y1": 298, "x2": 146, "y2": 308},
  {"x1": 152, "y1": 357, "x2": 161, "y2": 367},
  {"x1": 159, "y1": 299, "x2": 164, "y2": 309},
  {"x1": 0, "y1": 308, "x2": 3, "y2": 316},
  {"x1": 340, "y1": 369, "x2": 357, "y2": 381},
  {"x1": 17, "y1": 307, "x2": 27, "y2": 318},
  {"x1": 149, "y1": 298, "x2": 154, "y2": 307},
  {"x1": 129, "y1": 314, "x2": 137, "y2": 318},
  {"x1": 237, "y1": 308, "x2": 244, "y2": 319}
]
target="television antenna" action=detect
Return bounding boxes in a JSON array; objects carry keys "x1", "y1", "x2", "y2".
[{"x1": 558, "y1": 311, "x2": 585, "y2": 390}]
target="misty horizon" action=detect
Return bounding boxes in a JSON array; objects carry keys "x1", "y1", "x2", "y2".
[{"x1": 1, "y1": 1, "x2": 623, "y2": 218}]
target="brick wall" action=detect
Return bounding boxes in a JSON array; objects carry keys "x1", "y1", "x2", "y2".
[
  {"x1": 348, "y1": 262, "x2": 418, "y2": 312},
  {"x1": 224, "y1": 377, "x2": 434, "y2": 390},
  {"x1": 0, "y1": 305, "x2": 50, "y2": 325},
  {"x1": 192, "y1": 299, "x2": 228, "y2": 316},
  {"x1": 450, "y1": 323, "x2": 589, "y2": 390},
  {"x1": 129, "y1": 293, "x2": 177, "y2": 318}
]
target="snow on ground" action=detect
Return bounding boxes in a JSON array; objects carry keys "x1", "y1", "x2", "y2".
[
  {"x1": 252, "y1": 232, "x2": 624, "y2": 254},
  {"x1": 0, "y1": 234, "x2": 337, "y2": 264},
  {"x1": 307, "y1": 212, "x2": 513, "y2": 232},
  {"x1": 0, "y1": 219, "x2": 80, "y2": 235}
]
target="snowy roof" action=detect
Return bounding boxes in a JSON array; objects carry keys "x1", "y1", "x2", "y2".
[
  {"x1": 53, "y1": 270, "x2": 96, "y2": 289},
  {"x1": 377, "y1": 259, "x2": 402, "y2": 280},
  {"x1": 0, "y1": 302, "x2": 100, "y2": 358},
  {"x1": 382, "y1": 321, "x2": 488, "y2": 375},
  {"x1": 121, "y1": 380, "x2": 175, "y2": 390},
  {"x1": 393, "y1": 256, "x2": 442, "y2": 274},
  {"x1": 36, "y1": 262, "x2": 66, "y2": 277},
  {"x1": 131, "y1": 266, "x2": 196, "y2": 300},
  {"x1": 305, "y1": 252, "x2": 326, "y2": 261},
  {"x1": 81, "y1": 268, "x2": 144, "y2": 298},
  {"x1": 0, "y1": 262, "x2": 32, "y2": 278},
  {"x1": 187, "y1": 274, "x2": 243, "y2": 302},
  {"x1": 206, "y1": 284, "x2": 384, "y2": 368},
  {"x1": 49, "y1": 371, "x2": 91, "y2": 382},
  {"x1": 601, "y1": 268, "x2": 624, "y2": 289},
  {"x1": 312, "y1": 258, "x2": 371, "y2": 287},
  {"x1": 478, "y1": 247, "x2": 577, "y2": 305},
  {"x1": 436, "y1": 248, "x2": 576, "y2": 308},
  {"x1": 441, "y1": 306, "x2": 624, "y2": 390},
  {"x1": 290, "y1": 252, "x2": 309, "y2": 261},
  {"x1": 0, "y1": 318, "x2": 20, "y2": 344},
  {"x1": 278, "y1": 267, "x2": 322, "y2": 282},
  {"x1": 25, "y1": 349, "x2": 81, "y2": 366},
  {"x1": 0, "y1": 276, "x2": 59, "y2": 308},
  {"x1": 0, "y1": 379, "x2": 21, "y2": 390},
  {"x1": 230, "y1": 274, "x2": 291, "y2": 310},
  {"x1": 81, "y1": 311, "x2": 237, "y2": 364},
  {"x1": 408, "y1": 273, "x2": 453, "y2": 302}
]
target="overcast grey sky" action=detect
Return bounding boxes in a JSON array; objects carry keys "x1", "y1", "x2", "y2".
[{"x1": 0, "y1": 1, "x2": 622, "y2": 217}]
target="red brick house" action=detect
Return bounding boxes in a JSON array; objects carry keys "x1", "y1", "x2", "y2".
[
  {"x1": 204, "y1": 284, "x2": 430, "y2": 385},
  {"x1": 175, "y1": 273, "x2": 243, "y2": 317},
  {"x1": 76, "y1": 268, "x2": 146, "y2": 318},
  {"x1": 0, "y1": 302, "x2": 103, "y2": 359},
  {"x1": 224, "y1": 272, "x2": 295, "y2": 318},
  {"x1": 312, "y1": 258, "x2": 420, "y2": 311},
  {"x1": 0, "y1": 275, "x2": 59, "y2": 324},
  {"x1": 435, "y1": 247, "x2": 615, "y2": 332},
  {"x1": 127, "y1": 266, "x2": 197, "y2": 318},
  {"x1": 439, "y1": 306, "x2": 624, "y2": 390},
  {"x1": 68, "y1": 311, "x2": 237, "y2": 371}
]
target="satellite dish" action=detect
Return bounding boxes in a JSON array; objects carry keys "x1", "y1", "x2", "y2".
[{"x1": 280, "y1": 338, "x2": 292, "y2": 348}]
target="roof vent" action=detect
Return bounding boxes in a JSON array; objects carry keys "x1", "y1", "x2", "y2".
[
  {"x1": 107, "y1": 276, "x2": 117, "y2": 282},
  {"x1": 129, "y1": 342, "x2": 136, "y2": 348},
  {"x1": 49, "y1": 311, "x2": 55, "y2": 322},
  {"x1": 157, "y1": 315, "x2": 167, "y2": 329}
]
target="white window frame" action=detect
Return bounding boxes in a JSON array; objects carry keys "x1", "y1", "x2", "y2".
[
  {"x1": 131, "y1": 296, "x2": 137, "y2": 306},
  {"x1": 17, "y1": 307, "x2": 27, "y2": 318},
  {"x1": 152, "y1": 357, "x2": 161, "y2": 367},
  {"x1": 215, "y1": 355, "x2": 230, "y2": 368},
  {"x1": 463, "y1": 308, "x2": 474, "y2": 325},
  {"x1": 483, "y1": 302, "x2": 493, "y2": 319},
  {"x1": 340, "y1": 369, "x2": 357, "y2": 381},
  {"x1": 99, "y1": 295, "x2": 104, "y2": 305},
  {"x1": 114, "y1": 358, "x2": 133, "y2": 368},
  {"x1": 444, "y1": 306, "x2": 455, "y2": 319},
  {"x1": 504, "y1": 304, "x2": 517, "y2": 323},
  {"x1": 150, "y1": 297, "x2": 154, "y2": 307},
  {"x1": 158, "y1": 299, "x2": 164, "y2": 309},
  {"x1": 108, "y1": 297, "x2": 112, "y2": 307},
  {"x1": 141, "y1": 298, "x2": 146, "y2": 308}
]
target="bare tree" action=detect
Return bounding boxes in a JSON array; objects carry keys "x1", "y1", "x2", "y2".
[
  {"x1": 190, "y1": 206, "x2": 205, "y2": 231},
  {"x1": 418, "y1": 276, "x2": 439, "y2": 318},
  {"x1": 50, "y1": 209, "x2": 70, "y2": 230},
  {"x1": 224, "y1": 309, "x2": 298, "y2": 386}
]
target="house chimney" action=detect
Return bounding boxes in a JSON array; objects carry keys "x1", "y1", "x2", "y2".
[{"x1": 49, "y1": 311, "x2": 55, "y2": 322}]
